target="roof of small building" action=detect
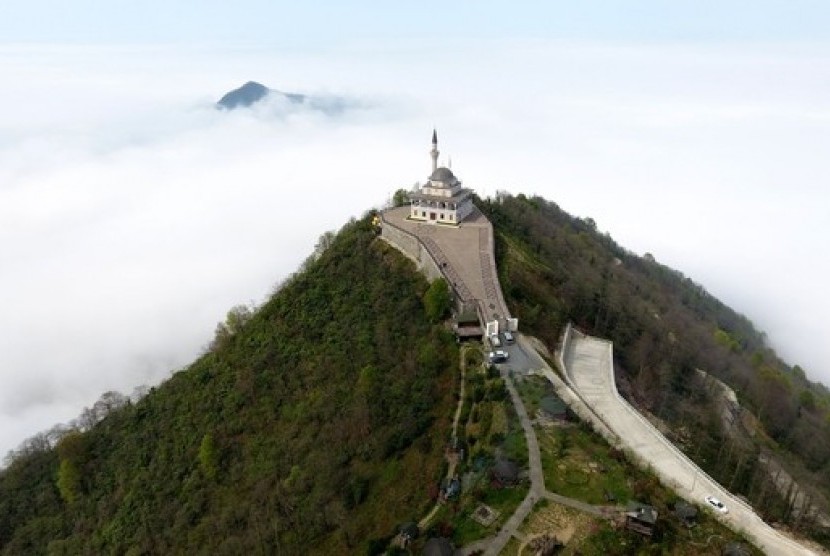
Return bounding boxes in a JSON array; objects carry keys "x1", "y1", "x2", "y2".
[
  {"x1": 429, "y1": 167, "x2": 457, "y2": 183},
  {"x1": 423, "y1": 537, "x2": 455, "y2": 556},
  {"x1": 626, "y1": 501, "x2": 658, "y2": 524},
  {"x1": 443, "y1": 476, "x2": 461, "y2": 497},
  {"x1": 399, "y1": 521, "x2": 419, "y2": 539},
  {"x1": 722, "y1": 542, "x2": 751, "y2": 556},
  {"x1": 456, "y1": 306, "x2": 480, "y2": 325},
  {"x1": 492, "y1": 458, "x2": 519, "y2": 482},
  {"x1": 674, "y1": 501, "x2": 698, "y2": 520}
]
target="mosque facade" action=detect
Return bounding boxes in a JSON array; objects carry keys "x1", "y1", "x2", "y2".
[{"x1": 408, "y1": 130, "x2": 474, "y2": 224}]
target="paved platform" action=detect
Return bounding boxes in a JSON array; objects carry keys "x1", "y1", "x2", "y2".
[{"x1": 383, "y1": 206, "x2": 510, "y2": 325}]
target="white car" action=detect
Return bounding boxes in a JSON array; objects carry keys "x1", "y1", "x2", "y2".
[
  {"x1": 489, "y1": 350, "x2": 509, "y2": 364},
  {"x1": 502, "y1": 331, "x2": 515, "y2": 344},
  {"x1": 705, "y1": 495, "x2": 728, "y2": 514}
]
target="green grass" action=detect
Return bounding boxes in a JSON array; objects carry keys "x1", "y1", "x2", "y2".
[
  {"x1": 501, "y1": 536, "x2": 522, "y2": 555},
  {"x1": 538, "y1": 424, "x2": 632, "y2": 504},
  {"x1": 452, "y1": 510, "x2": 490, "y2": 546},
  {"x1": 425, "y1": 359, "x2": 533, "y2": 549},
  {"x1": 502, "y1": 426, "x2": 529, "y2": 467},
  {"x1": 515, "y1": 376, "x2": 547, "y2": 417},
  {"x1": 483, "y1": 484, "x2": 529, "y2": 514}
]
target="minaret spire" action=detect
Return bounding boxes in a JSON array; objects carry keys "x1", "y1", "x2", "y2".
[{"x1": 430, "y1": 128, "x2": 439, "y2": 173}]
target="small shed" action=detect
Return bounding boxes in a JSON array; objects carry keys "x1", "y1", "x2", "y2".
[
  {"x1": 423, "y1": 537, "x2": 455, "y2": 556},
  {"x1": 722, "y1": 543, "x2": 751, "y2": 556},
  {"x1": 454, "y1": 305, "x2": 483, "y2": 340},
  {"x1": 538, "y1": 395, "x2": 568, "y2": 422},
  {"x1": 674, "y1": 501, "x2": 698, "y2": 528},
  {"x1": 625, "y1": 501, "x2": 658, "y2": 537},
  {"x1": 441, "y1": 477, "x2": 461, "y2": 500},
  {"x1": 492, "y1": 458, "x2": 520, "y2": 486},
  {"x1": 399, "y1": 522, "x2": 419, "y2": 541}
]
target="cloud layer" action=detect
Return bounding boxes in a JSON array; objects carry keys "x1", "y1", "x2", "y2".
[{"x1": 1, "y1": 41, "x2": 829, "y2": 457}]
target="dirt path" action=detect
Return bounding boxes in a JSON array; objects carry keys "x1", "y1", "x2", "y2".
[{"x1": 418, "y1": 346, "x2": 471, "y2": 530}]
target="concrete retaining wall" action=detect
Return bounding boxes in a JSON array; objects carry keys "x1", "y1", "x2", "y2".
[
  {"x1": 554, "y1": 323, "x2": 619, "y2": 445},
  {"x1": 482, "y1": 219, "x2": 512, "y2": 325},
  {"x1": 380, "y1": 212, "x2": 444, "y2": 283}
]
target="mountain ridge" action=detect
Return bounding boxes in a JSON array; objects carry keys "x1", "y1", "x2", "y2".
[
  {"x1": 0, "y1": 216, "x2": 458, "y2": 554},
  {"x1": 216, "y1": 81, "x2": 349, "y2": 115},
  {"x1": 3, "y1": 193, "x2": 830, "y2": 553},
  {"x1": 216, "y1": 81, "x2": 306, "y2": 110}
]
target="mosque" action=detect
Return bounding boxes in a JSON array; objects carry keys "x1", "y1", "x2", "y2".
[{"x1": 408, "y1": 130, "x2": 474, "y2": 224}]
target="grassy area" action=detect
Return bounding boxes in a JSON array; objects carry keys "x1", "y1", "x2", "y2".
[
  {"x1": 575, "y1": 518, "x2": 763, "y2": 556},
  {"x1": 517, "y1": 500, "x2": 600, "y2": 556},
  {"x1": 501, "y1": 536, "x2": 522, "y2": 555},
  {"x1": 424, "y1": 481, "x2": 529, "y2": 547},
  {"x1": 538, "y1": 424, "x2": 634, "y2": 505},
  {"x1": 513, "y1": 373, "x2": 763, "y2": 555},
  {"x1": 515, "y1": 374, "x2": 547, "y2": 416},
  {"x1": 517, "y1": 375, "x2": 637, "y2": 505},
  {"x1": 501, "y1": 421, "x2": 529, "y2": 467}
]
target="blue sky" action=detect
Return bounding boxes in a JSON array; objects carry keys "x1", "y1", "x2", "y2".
[
  {"x1": 1, "y1": 1, "x2": 830, "y2": 457},
  {"x1": 3, "y1": 1, "x2": 830, "y2": 45}
]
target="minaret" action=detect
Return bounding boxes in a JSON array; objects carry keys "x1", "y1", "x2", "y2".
[{"x1": 430, "y1": 129, "x2": 439, "y2": 173}]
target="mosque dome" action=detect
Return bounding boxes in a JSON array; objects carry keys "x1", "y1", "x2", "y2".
[{"x1": 429, "y1": 167, "x2": 457, "y2": 184}]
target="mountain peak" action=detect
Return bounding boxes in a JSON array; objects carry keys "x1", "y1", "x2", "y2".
[{"x1": 217, "y1": 81, "x2": 271, "y2": 109}]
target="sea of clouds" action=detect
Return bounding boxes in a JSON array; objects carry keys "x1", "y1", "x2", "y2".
[{"x1": 1, "y1": 40, "x2": 828, "y2": 458}]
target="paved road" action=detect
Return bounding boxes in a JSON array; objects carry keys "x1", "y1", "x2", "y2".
[
  {"x1": 463, "y1": 365, "x2": 545, "y2": 556},
  {"x1": 563, "y1": 330, "x2": 821, "y2": 556}
]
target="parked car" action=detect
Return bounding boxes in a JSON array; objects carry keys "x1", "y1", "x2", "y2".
[
  {"x1": 502, "y1": 330, "x2": 515, "y2": 344},
  {"x1": 489, "y1": 350, "x2": 509, "y2": 364},
  {"x1": 705, "y1": 495, "x2": 728, "y2": 514},
  {"x1": 489, "y1": 334, "x2": 502, "y2": 348}
]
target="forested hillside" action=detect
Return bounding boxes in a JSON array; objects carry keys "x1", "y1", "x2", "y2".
[
  {"x1": 5, "y1": 193, "x2": 829, "y2": 553},
  {"x1": 0, "y1": 216, "x2": 458, "y2": 555},
  {"x1": 482, "y1": 193, "x2": 830, "y2": 545}
]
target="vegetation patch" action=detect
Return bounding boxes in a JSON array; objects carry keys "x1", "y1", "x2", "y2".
[
  {"x1": 0, "y1": 216, "x2": 459, "y2": 555},
  {"x1": 483, "y1": 193, "x2": 830, "y2": 543},
  {"x1": 518, "y1": 501, "x2": 598, "y2": 555},
  {"x1": 417, "y1": 347, "x2": 529, "y2": 551}
]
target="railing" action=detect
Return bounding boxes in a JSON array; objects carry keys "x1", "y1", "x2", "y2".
[
  {"x1": 380, "y1": 208, "x2": 485, "y2": 325},
  {"x1": 560, "y1": 321, "x2": 761, "y2": 520}
]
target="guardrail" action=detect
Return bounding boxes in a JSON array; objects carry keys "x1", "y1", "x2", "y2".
[
  {"x1": 561, "y1": 322, "x2": 755, "y2": 513},
  {"x1": 598, "y1": 336, "x2": 756, "y2": 515},
  {"x1": 380, "y1": 208, "x2": 489, "y2": 327}
]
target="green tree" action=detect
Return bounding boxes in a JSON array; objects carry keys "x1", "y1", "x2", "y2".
[
  {"x1": 799, "y1": 390, "x2": 817, "y2": 413},
  {"x1": 198, "y1": 432, "x2": 219, "y2": 480},
  {"x1": 54, "y1": 430, "x2": 87, "y2": 504},
  {"x1": 210, "y1": 304, "x2": 254, "y2": 350},
  {"x1": 423, "y1": 278, "x2": 451, "y2": 323},
  {"x1": 392, "y1": 188, "x2": 410, "y2": 207},
  {"x1": 56, "y1": 459, "x2": 81, "y2": 504},
  {"x1": 714, "y1": 329, "x2": 739, "y2": 352}
]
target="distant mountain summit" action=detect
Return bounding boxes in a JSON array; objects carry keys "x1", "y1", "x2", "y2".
[{"x1": 216, "y1": 81, "x2": 305, "y2": 110}]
